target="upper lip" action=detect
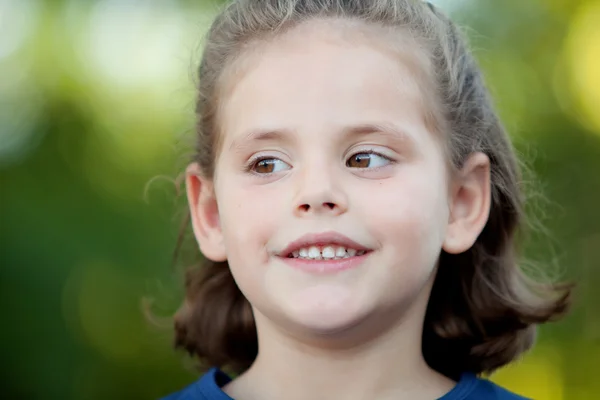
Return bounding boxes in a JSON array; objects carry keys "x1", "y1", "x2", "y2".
[{"x1": 278, "y1": 231, "x2": 371, "y2": 257}]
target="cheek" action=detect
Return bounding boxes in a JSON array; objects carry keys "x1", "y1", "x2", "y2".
[
  {"x1": 216, "y1": 177, "x2": 283, "y2": 259},
  {"x1": 360, "y1": 165, "x2": 448, "y2": 256},
  {"x1": 214, "y1": 179, "x2": 280, "y2": 301}
]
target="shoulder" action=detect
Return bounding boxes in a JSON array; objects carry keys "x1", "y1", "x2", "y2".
[
  {"x1": 444, "y1": 373, "x2": 531, "y2": 400},
  {"x1": 159, "y1": 368, "x2": 234, "y2": 400}
]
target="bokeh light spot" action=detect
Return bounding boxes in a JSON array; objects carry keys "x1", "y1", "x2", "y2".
[
  {"x1": 0, "y1": 0, "x2": 40, "y2": 60},
  {"x1": 82, "y1": 0, "x2": 187, "y2": 89},
  {"x1": 564, "y1": 1, "x2": 600, "y2": 135}
]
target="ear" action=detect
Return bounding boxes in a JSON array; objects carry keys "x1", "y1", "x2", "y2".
[
  {"x1": 442, "y1": 152, "x2": 491, "y2": 254},
  {"x1": 185, "y1": 162, "x2": 227, "y2": 262}
]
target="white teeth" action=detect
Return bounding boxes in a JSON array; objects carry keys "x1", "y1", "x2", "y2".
[
  {"x1": 289, "y1": 245, "x2": 368, "y2": 259},
  {"x1": 322, "y1": 246, "x2": 336, "y2": 259},
  {"x1": 308, "y1": 246, "x2": 321, "y2": 259}
]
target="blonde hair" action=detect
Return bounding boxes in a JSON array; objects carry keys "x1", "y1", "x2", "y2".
[{"x1": 173, "y1": 0, "x2": 572, "y2": 380}]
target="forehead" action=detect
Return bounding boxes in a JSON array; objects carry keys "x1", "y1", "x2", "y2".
[{"x1": 218, "y1": 19, "x2": 437, "y2": 149}]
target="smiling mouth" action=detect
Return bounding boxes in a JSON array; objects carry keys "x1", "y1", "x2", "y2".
[{"x1": 285, "y1": 245, "x2": 370, "y2": 260}]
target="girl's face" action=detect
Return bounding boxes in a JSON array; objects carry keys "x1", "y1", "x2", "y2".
[{"x1": 202, "y1": 22, "x2": 455, "y2": 339}]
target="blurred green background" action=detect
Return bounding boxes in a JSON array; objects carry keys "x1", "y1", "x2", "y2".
[{"x1": 1, "y1": 0, "x2": 599, "y2": 398}]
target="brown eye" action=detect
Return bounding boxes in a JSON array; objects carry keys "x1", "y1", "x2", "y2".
[
  {"x1": 252, "y1": 158, "x2": 290, "y2": 174},
  {"x1": 347, "y1": 153, "x2": 371, "y2": 168},
  {"x1": 346, "y1": 152, "x2": 390, "y2": 168}
]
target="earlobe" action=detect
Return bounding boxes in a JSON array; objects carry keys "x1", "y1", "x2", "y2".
[
  {"x1": 442, "y1": 152, "x2": 491, "y2": 254},
  {"x1": 186, "y1": 163, "x2": 227, "y2": 262}
]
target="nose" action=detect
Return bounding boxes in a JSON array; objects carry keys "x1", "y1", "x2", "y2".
[{"x1": 293, "y1": 163, "x2": 348, "y2": 217}]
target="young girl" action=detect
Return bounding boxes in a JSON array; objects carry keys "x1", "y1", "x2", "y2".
[{"x1": 162, "y1": 0, "x2": 572, "y2": 398}]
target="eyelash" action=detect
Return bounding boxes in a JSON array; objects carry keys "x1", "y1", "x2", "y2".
[
  {"x1": 348, "y1": 150, "x2": 394, "y2": 169},
  {"x1": 244, "y1": 155, "x2": 287, "y2": 175},
  {"x1": 244, "y1": 149, "x2": 395, "y2": 175}
]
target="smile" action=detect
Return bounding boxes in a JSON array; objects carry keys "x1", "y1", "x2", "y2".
[
  {"x1": 288, "y1": 245, "x2": 367, "y2": 260},
  {"x1": 277, "y1": 231, "x2": 373, "y2": 273},
  {"x1": 280, "y1": 250, "x2": 371, "y2": 274}
]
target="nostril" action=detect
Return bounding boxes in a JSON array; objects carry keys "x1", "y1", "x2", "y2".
[{"x1": 297, "y1": 202, "x2": 339, "y2": 213}]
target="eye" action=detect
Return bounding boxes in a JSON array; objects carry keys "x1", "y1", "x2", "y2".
[
  {"x1": 346, "y1": 151, "x2": 392, "y2": 169},
  {"x1": 249, "y1": 157, "x2": 291, "y2": 174}
]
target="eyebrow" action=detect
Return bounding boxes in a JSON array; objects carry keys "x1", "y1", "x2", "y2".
[
  {"x1": 345, "y1": 122, "x2": 415, "y2": 144},
  {"x1": 229, "y1": 129, "x2": 292, "y2": 152},
  {"x1": 228, "y1": 122, "x2": 416, "y2": 152}
]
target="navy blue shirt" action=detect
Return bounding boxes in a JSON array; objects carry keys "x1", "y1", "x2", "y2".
[{"x1": 161, "y1": 368, "x2": 529, "y2": 400}]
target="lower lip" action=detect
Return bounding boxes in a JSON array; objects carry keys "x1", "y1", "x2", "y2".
[{"x1": 279, "y1": 252, "x2": 371, "y2": 274}]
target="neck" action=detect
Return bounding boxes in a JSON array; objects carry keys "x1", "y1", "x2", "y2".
[{"x1": 224, "y1": 291, "x2": 455, "y2": 400}]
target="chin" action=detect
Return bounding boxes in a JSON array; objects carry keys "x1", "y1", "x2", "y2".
[
  {"x1": 283, "y1": 309, "x2": 388, "y2": 348},
  {"x1": 281, "y1": 292, "x2": 372, "y2": 336},
  {"x1": 299, "y1": 311, "x2": 364, "y2": 333}
]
